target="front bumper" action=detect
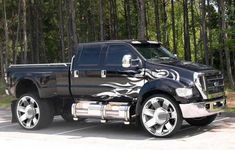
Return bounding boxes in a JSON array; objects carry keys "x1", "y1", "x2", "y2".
[{"x1": 179, "y1": 98, "x2": 226, "y2": 118}]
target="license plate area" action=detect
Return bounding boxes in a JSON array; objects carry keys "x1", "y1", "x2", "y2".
[{"x1": 205, "y1": 99, "x2": 226, "y2": 111}]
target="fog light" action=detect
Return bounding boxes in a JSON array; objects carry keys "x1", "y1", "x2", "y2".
[{"x1": 175, "y1": 88, "x2": 193, "y2": 98}]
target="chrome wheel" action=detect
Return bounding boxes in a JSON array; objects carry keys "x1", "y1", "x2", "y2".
[
  {"x1": 141, "y1": 96, "x2": 179, "y2": 137},
  {"x1": 16, "y1": 96, "x2": 40, "y2": 129}
]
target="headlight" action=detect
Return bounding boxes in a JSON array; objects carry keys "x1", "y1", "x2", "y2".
[{"x1": 175, "y1": 88, "x2": 193, "y2": 98}]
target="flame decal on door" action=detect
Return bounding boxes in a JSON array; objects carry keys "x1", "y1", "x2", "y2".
[{"x1": 93, "y1": 68, "x2": 180, "y2": 100}]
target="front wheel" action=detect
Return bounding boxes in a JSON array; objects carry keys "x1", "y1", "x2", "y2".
[
  {"x1": 16, "y1": 93, "x2": 54, "y2": 130},
  {"x1": 185, "y1": 114, "x2": 217, "y2": 126},
  {"x1": 140, "y1": 94, "x2": 182, "y2": 137}
]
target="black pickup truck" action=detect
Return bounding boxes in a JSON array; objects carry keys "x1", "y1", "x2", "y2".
[{"x1": 5, "y1": 40, "x2": 226, "y2": 137}]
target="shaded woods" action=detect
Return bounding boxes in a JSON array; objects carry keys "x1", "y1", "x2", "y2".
[{"x1": 0, "y1": 0, "x2": 234, "y2": 88}]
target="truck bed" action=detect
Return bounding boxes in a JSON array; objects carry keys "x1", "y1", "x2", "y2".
[{"x1": 7, "y1": 63, "x2": 71, "y2": 98}]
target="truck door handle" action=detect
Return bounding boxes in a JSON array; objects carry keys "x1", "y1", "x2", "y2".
[
  {"x1": 74, "y1": 70, "x2": 79, "y2": 78},
  {"x1": 101, "y1": 70, "x2": 106, "y2": 78}
]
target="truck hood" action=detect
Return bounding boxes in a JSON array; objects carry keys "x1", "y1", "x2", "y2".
[
  {"x1": 145, "y1": 60, "x2": 216, "y2": 86},
  {"x1": 161, "y1": 61, "x2": 213, "y2": 72}
]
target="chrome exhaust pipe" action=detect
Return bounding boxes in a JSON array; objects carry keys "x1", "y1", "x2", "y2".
[{"x1": 71, "y1": 101, "x2": 130, "y2": 121}]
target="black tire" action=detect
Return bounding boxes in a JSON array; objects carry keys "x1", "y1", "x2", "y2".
[
  {"x1": 61, "y1": 101, "x2": 76, "y2": 122},
  {"x1": 61, "y1": 113, "x2": 75, "y2": 122},
  {"x1": 140, "y1": 94, "x2": 182, "y2": 137},
  {"x1": 185, "y1": 114, "x2": 217, "y2": 126},
  {"x1": 61, "y1": 101, "x2": 84, "y2": 122},
  {"x1": 16, "y1": 93, "x2": 54, "y2": 130}
]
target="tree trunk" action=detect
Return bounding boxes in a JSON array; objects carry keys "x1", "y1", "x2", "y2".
[
  {"x1": 113, "y1": 0, "x2": 118, "y2": 39},
  {"x1": 137, "y1": 0, "x2": 146, "y2": 40},
  {"x1": 59, "y1": 0, "x2": 65, "y2": 62},
  {"x1": 13, "y1": 0, "x2": 22, "y2": 64},
  {"x1": 90, "y1": 1, "x2": 96, "y2": 41},
  {"x1": 233, "y1": 51, "x2": 235, "y2": 77},
  {"x1": 171, "y1": 0, "x2": 177, "y2": 54},
  {"x1": 162, "y1": 0, "x2": 168, "y2": 47},
  {"x1": 132, "y1": 0, "x2": 138, "y2": 39},
  {"x1": 0, "y1": 44, "x2": 3, "y2": 78},
  {"x1": 3, "y1": 0, "x2": 9, "y2": 68},
  {"x1": 124, "y1": 0, "x2": 132, "y2": 39},
  {"x1": 190, "y1": 0, "x2": 197, "y2": 62},
  {"x1": 153, "y1": 0, "x2": 161, "y2": 41},
  {"x1": 219, "y1": 0, "x2": 234, "y2": 87},
  {"x1": 201, "y1": 0, "x2": 209, "y2": 65},
  {"x1": 22, "y1": 0, "x2": 28, "y2": 63},
  {"x1": 29, "y1": 0, "x2": 35, "y2": 63},
  {"x1": 109, "y1": 0, "x2": 118, "y2": 39},
  {"x1": 36, "y1": 1, "x2": 40, "y2": 63},
  {"x1": 217, "y1": 0, "x2": 224, "y2": 72},
  {"x1": 207, "y1": 0, "x2": 213, "y2": 65},
  {"x1": 109, "y1": 0, "x2": 114, "y2": 39},
  {"x1": 145, "y1": 1, "x2": 149, "y2": 38},
  {"x1": 67, "y1": 0, "x2": 78, "y2": 58},
  {"x1": 183, "y1": 0, "x2": 191, "y2": 61},
  {"x1": 99, "y1": 0, "x2": 104, "y2": 41}
]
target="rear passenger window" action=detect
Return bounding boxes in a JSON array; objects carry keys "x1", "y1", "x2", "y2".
[
  {"x1": 106, "y1": 45, "x2": 132, "y2": 66},
  {"x1": 78, "y1": 45, "x2": 101, "y2": 66}
]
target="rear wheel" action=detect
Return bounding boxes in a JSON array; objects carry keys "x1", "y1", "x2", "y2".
[
  {"x1": 16, "y1": 93, "x2": 54, "y2": 130},
  {"x1": 185, "y1": 114, "x2": 217, "y2": 126},
  {"x1": 140, "y1": 94, "x2": 182, "y2": 137}
]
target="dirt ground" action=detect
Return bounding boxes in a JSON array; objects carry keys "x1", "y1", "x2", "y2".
[{"x1": 226, "y1": 92, "x2": 235, "y2": 107}]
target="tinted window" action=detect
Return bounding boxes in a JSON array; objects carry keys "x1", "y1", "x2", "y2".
[
  {"x1": 78, "y1": 45, "x2": 101, "y2": 65},
  {"x1": 133, "y1": 44, "x2": 175, "y2": 60},
  {"x1": 106, "y1": 45, "x2": 132, "y2": 65}
]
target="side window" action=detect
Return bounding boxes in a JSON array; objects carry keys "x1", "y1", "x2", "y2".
[
  {"x1": 78, "y1": 45, "x2": 102, "y2": 66},
  {"x1": 106, "y1": 45, "x2": 132, "y2": 66}
]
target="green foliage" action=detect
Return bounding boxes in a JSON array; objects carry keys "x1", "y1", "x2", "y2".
[{"x1": 0, "y1": 0, "x2": 234, "y2": 81}]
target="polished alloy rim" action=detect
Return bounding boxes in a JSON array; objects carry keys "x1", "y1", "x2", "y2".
[
  {"x1": 141, "y1": 97, "x2": 177, "y2": 136},
  {"x1": 17, "y1": 96, "x2": 40, "y2": 129}
]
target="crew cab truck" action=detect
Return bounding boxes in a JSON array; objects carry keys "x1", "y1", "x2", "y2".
[{"x1": 5, "y1": 40, "x2": 226, "y2": 137}]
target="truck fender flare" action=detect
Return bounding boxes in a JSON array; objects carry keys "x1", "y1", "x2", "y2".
[
  {"x1": 136, "y1": 78, "x2": 185, "y2": 116},
  {"x1": 15, "y1": 77, "x2": 41, "y2": 97}
]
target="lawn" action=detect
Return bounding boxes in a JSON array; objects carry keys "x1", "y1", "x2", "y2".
[{"x1": 0, "y1": 79, "x2": 13, "y2": 109}]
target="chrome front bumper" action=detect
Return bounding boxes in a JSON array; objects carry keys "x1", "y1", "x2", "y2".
[{"x1": 180, "y1": 98, "x2": 226, "y2": 118}]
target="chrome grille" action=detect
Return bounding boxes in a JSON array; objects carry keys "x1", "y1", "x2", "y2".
[{"x1": 203, "y1": 71, "x2": 224, "y2": 99}]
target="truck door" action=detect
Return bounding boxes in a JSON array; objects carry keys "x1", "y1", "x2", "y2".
[
  {"x1": 96, "y1": 43, "x2": 145, "y2": 101},
  {"x1": 70, "y1": 44, "x2": 106, "y2": 100}
]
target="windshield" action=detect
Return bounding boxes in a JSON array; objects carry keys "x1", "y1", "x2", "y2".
[{"x1": 133, "y1": 44, "x2": 176, "y2": 61}]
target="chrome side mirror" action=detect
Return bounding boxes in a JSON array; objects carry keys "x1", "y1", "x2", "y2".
[
  {"x1": 122, "y1": 54, "x2": 142, "y2": 68},
  {"x1": 122, "y1": 54, "x2": 132, "y2": 68},
  {"x1": 173, "y1": 54, "x2": 178, "y2": 58}
]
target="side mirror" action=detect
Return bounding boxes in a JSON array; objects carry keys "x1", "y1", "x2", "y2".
[
  {"x1": 122, "y1": 54, "x2": 142, "y2": 68},
  {"x1": 173, "y1": 54, "x2": 178, "y2": 58},
  {"x1": 122, "y1": 54, "x2": 132, "y2": 68}
]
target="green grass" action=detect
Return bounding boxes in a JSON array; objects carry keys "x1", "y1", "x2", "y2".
[
  {"x1": 0, "y1": 80, "x2": 13, "y2": 109},
  {"x1": 0, "y1": 80, "x2": 6, "y2": 95},
  {"x1": 0, "y1": 95, "x2": 13, "y2": 109},
  {"x1": 226, "y1": 107, "x2": 235, "y2": 112}
]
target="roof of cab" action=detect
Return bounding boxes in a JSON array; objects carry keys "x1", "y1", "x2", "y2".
[{"x1": 78, "y1": 40, "x2": 162, "y2": 46}]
